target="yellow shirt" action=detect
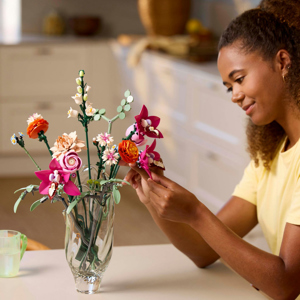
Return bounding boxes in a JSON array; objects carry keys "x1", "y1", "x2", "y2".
[{"x1": 233, "y1": 137, "x2": 300, "y2": 255}]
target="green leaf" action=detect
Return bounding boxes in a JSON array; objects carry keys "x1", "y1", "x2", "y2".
[
  {"x1": 119, "y1": 112, "x2": 126, "y2": 119},
  {"x1": 66, "y1": 192, "x2": 90, "y2": 214},
  {"x1": 117, "y1": 106, "x2": 123, "y2": 113},
  {"x1": 26, "y1": 185, "x2": 37, "y2": 192},
  {"x1": 94, "y1": 114, "x2": 101, "y2": 121},
  {"x1": 124, "y1": 90, "x2": 131, "y2": 98},
  {"x1": 113, "y1": 186, "x2": 121, "y2": 204},
  {"x1": 124, "y1": 104, "x2": 131, "y2": 112},
  {"x1": 99, "y1": 109, "x2": 106, "y2": 115},
  {"x1": 14, "y1": 191, "x2": 27, "y2": 213},
  {"x1": 121, "y1": 99, "x2": 126, "y2": 106},
  {"x1": 30, "y1": 199, "x2": 43, "y2": 212}
]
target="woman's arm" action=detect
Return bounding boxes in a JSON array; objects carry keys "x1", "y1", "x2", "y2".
[
  {"x1": 143, "y1": 171, "x2": 300, "y2": 300},
  {"x1": 125, "y1": 165, "x2": 258, "y2": 267}
]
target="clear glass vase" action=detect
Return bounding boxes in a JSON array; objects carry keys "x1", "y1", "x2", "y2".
[{"x1": 64, "y1": 166, "x2": 115, "y2": 294}]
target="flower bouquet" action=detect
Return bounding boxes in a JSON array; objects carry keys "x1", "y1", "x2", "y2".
[{"x1": 11, "y1": 70, "x2": 165, "y2": 294}]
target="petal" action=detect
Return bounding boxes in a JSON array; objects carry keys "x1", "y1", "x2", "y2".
[
  {"x1": 63, "y1": 181, "x2": 81, "y2": 196},
  {"x1": 49, "y1": 158, "x2": 62, "y2": 170},
  {"x1": 39, "y1": 180, "x2": 50, "y2": 194},
  {"x1": 149, "y1": 116, "x2": 160, "y2": 128},
  {"x1": 148, "y1": 140, "x2": 157, "y2": 153},
  {"x1": 35, "y1": 170, "x2": 52, "y2": 181}
]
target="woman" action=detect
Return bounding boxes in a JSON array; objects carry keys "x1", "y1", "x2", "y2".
[{"x1": 125, "y1": 8, "x2": 300, "y2": 300}]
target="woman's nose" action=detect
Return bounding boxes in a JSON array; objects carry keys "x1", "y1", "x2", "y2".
[{"x1": 231, "y1": 91, "x2": 245, "y2": 105}]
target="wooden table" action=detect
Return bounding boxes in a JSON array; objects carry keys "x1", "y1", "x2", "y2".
[{"x1": 0, "y1": 244, "x2": 266, "y2": 299}]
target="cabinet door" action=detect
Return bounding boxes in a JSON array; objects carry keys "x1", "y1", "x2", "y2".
[
  {"x1": 0, "y1": 44, "x2": 88, "y2": 99},
  {"x1": 189, "y1": 73, "x2": 247, "y2": 155}
]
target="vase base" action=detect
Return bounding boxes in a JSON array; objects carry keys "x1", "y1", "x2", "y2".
[{"x1": 74, "y1": 272, "x2": 104, "y2": 294}]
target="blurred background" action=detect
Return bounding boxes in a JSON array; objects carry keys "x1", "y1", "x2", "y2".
[{"x1": 0, "y1": 0, "x2": 269, "y2": 252}]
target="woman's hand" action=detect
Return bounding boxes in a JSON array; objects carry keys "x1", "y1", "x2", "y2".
[{"x1": 129, "y1": 164, "x2": 202, "y2": 225}]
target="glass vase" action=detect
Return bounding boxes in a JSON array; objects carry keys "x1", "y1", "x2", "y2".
[{"x1": 64, "y1": 166, "x2": 115, "y2": 294}]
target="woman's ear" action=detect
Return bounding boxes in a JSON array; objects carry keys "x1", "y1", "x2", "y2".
[{"x1": 275, "y1": 49, "x2": 291, "y2": 75}]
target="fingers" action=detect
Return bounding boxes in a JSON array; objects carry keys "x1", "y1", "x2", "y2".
[
  {"x1": 118, "y1": 159, "x2": 129, "y2": 167},
  {"x1": 151, "y1": 172, "x2": 176, "y2": 190},
  {"x1": 147, "y1": 178, "x2": 169, "y2": 196},
  {"x1": 129, "y1": 163, "x2": 150, "y2": 181}
]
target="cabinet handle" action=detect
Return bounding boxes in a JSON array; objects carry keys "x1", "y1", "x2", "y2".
[
  {"x1": 36, "y1": 102, "x2": 52, "y2": 110},
  {"x1": 36, "y1": 47, "x2": 52, "y2": 56},
  {"x1": 206, "y1": 151, "x2": 218, "y2": 161}
]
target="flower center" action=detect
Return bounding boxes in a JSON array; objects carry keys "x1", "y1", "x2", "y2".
[{"x1": 68, "y1": 158, "x2": 76, "y2": 166}]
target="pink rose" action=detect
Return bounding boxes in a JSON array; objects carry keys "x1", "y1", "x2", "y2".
[{"x1": 59, "y1": 151, "x2": 82, "y2": 173}]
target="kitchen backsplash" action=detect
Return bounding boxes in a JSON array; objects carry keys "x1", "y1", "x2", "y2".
[{"x1": 22, "y1": 0, "x2": 261, "y2": 37}]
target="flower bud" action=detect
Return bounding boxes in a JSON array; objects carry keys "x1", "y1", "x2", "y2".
[
  {"x1": 76, "y1": 77, "x2": 82, "y2": 85},
  {"x1": 79, "y1": 70, "x2": 85, "y2": 77},
  {"x1": 77, "y1": 86, "x2": 82, "y2": 94},
  {"x1": 83, "y1": 94, "x2": 88, "y2": 101},
  {"x1": 86, "y1": 85, "x2": 91, "y2": 92}
]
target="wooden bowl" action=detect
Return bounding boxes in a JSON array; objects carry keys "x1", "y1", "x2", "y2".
[{"x1": 70, "y1": 16, "x2": 101, "y2": 36}]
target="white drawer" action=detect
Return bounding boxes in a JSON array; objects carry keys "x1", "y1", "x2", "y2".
[
  {"x1": 187, "y1": 138, "x2": 249, "y2": 214},
  {"x1": 189, "y1": 73, "x2": 247, "y2": 153},
  {"x1": 0, "y1": 44, "x2": 88, "y2": 99}
]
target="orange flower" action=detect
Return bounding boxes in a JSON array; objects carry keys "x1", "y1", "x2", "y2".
[
  {"x1": 27, "y1": 118, "x2": 49, "y2": 139},
  {"x1": 118, "y1": 140, "x2": 139, "y2": 164}
]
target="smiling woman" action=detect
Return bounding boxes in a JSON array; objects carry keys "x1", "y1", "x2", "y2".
[{"x1": 123, "y1": 3, "x2": 300, "y2": 300}]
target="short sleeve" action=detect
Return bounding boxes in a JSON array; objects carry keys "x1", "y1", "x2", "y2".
[
  {"x1": 287, "y1": 179, "x2": 300, "y2": 225},
  {"x1": 232, "y1": 160, "x2": 259, "y2": 206}
]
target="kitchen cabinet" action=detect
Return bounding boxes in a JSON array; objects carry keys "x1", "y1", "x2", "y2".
[
  {"x1": 111, "y1": 42, "x2": 269, "y2": 251},
  {"x1": 0, "y1": 39, "x2": 122, "y2": 176}
]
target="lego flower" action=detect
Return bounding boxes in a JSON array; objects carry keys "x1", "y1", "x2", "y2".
[
  {"x1": 125, "y1": 124, "x2": 147, "y2": 147},
  {"x1": 96, "y1": 133, "x2": 114, "y2": 147},
  {"x1": 75, "y1": 77, "x2": 82, "y2": 85},
  {"x1": 59, "y1": 151, "x2": 82, "y2": 173},
  {"x1": 11, "y1": 134, "x2": 17, "y2": 145},
  {"x1": 102, "y1": 148, "x2": 119, "y2": 166},
  {"x1": 35, "y1": 158, "x2": 80, "y2": 200},
  {"x1": 138, "y1": 140, "x2": 165, "y2": 178},
  {"x1": 51, "y1": 131, "x2": 85, "y2": 160},
  {"x1": 67, "y1": 107, "x2": 78, "y2": 118},
  {"x1": 85, "y1": 101, "x2": 96, "y2": 116},
  {"x1": 86, "y1": 85, "x2": 91, "y2": 92},
  {"x1": 26, "y1": 113, "x2": 49, "y2": 139},
  {"x1": 135, "y1": 105, "x2": 163, "y2": 140},
  {"x1": 71, "y1": 93, "x2": 82, "y2": 105},
  {"x1": 118, "y1": 140, "x2": 139, "y2": 164}
]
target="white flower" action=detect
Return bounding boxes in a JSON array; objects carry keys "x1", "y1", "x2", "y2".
[
  {"x1": 77, "y1": 86, "x2": 83, "y2": 94},
  {"x1": 86, "y1": 85, "x2": 91, "y2": 92},
  {"x1": 76, "y1": 77, "x2": 82, "y2": 85},
  {"x1": 27, "y1": 113, "x2": 43, "y2": 125},
  {"x1": 96, "y1": 133, "x2": 114, "y2": 147},
  {"x1": 83, "y1": 93, "x2": 88, "y2": 101},
  {"x1": 85, "y1": 102, "x2": 96, "y2": 116},
  {"x1": 102, "y1": 148, "x2": 119, "y2": 166},
  {"x1": 67, "y1": 107, "x2": 78, "y2": 118},
  {"x1": 71, "y1": 93, "x2": 82, "y2": 105}
]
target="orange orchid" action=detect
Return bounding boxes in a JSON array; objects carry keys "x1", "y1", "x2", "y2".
[
  {"x1": 118, "y1": 140, "x2": 139, "y2": 164},
  {"x1": 27, "y1": 114, "x2": 49, "y2": 139}
]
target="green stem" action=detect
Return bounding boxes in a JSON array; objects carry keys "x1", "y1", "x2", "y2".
[
  {"x1": 85, "y1": 125, "x2": 91, "y2": 180},
  {"x1": 22, "y1": 146, "x2": 41, "y2": 170},
  {"x1": 38, "y1": 131, "x2": 53, "y2": 156},
  {"x1": 76, "y1": 170, "x2": 82, "y2": 193}
]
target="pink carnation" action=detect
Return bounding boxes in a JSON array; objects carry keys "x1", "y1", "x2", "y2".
[{"x1": 59, "y1": 151, "x2": 82, "y2": 173}]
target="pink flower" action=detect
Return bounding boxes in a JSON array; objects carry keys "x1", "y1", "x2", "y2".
[
  {"x1": 138, "y1": 140, "x2": 165, "y2": 179},
  {"x1": 35, "y1": 158, "x2": 81, "y2": 199},
  {"x1": 125, "y1": 124, "x2": 147, "y2": 147},
  {"x1": 59, "y1": 151, "x2": 82, "y2": 173},
  {"x1": 134, "y1": 105, "x2": 163, "y2": 141},
  {"x1": 102, "y1": 148, "x2": 119, "y2": 166}
]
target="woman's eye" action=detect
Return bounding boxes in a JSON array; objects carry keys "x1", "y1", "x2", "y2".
[
  {"x1": 226, "y1": 87, "x2": 232, "y2": 93},
  {"x1": 235, "y1": 77, "x2": 244, "y2": 84}
]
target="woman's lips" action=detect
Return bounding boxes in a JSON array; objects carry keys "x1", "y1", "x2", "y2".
[{"x1": 242, "y1": 103, "x2": 255, "y2": 115}]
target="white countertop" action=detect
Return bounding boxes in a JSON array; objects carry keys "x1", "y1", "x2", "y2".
[{"x1": 0, "y1": 244, "x2": 266, "y2": 299}]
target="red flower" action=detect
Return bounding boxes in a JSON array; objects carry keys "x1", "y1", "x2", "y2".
[
  {"x1": 135, "y1": 105, "x2": 163, "y2": 140},
  {"x1": 118, "y1": 140, "x2": 139, "y2": 164},
  {"x1": 27, "y1": 118, "x2": 49, "y2": 139}
]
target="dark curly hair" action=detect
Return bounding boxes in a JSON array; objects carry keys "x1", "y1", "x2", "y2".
[{"x1": 218, "y1": 8, "x2": 300, "y2": 169}]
